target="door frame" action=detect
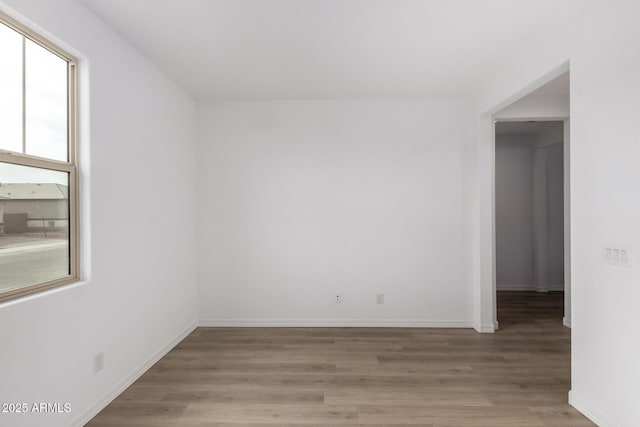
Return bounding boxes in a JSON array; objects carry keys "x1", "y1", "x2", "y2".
[{"x1": 475, "y1": 61, "x2": 571, "y2": 332}]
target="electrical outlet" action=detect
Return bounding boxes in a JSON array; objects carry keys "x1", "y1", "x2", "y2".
[
  {"x1": 376, "y1": 293, "x2": 384, "y2": 304},
  {"x1": 93, "y1": 352, "x2": 104, "y2": 374},
  {"x1": 335, "y1": 294, "x2": 343, "y2": 304}
]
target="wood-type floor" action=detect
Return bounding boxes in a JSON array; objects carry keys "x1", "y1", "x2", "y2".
[{"x1": 88, "y1": 292, "x2": 593, "y2": 426}]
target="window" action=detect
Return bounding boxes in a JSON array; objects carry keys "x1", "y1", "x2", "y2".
[{"x1": 0, "y1": 12, "x2": 78, "y2": 302}]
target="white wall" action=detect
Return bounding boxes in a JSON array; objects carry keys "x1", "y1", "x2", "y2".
[
  {"x1": 197, "y1": 99, "x2": 474, "y2": 326},
  {"x1": 545, "y1": 142, "x2": 564, "y2": 288},
  {"x1": 495, "y1": 133, "x2": 564, "y2": 292},
  {"x1": 495, "y1": 135, "x2": 534, "y2": 289},
  {"x1": 0, "y1": 1, "x2": 198, "y2": 426},
  {"x1": 531, "y1": 127, "x2": 565, "y2": 293},
  {"x1": 476, "y1": 1, "x2": 640, "y2": 425}
]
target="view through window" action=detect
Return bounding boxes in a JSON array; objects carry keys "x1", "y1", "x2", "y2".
[{"x1": 0, "y1": 14, "x2": 78, "y2": 301}]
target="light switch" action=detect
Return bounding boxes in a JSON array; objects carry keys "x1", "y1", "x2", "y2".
[
  {"x1": 604, "y1": 244, "x2": 632, "y2": 267},
  {"x1": 620, "y1": 249, "x2": 628, "y2": 264}
]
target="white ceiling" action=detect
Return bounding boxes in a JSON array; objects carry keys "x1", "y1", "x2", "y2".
[{"x1": 80, "y1": 0, "x2": 580, "y2": 100}]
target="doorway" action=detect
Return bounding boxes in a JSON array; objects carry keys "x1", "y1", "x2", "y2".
[
  {"x1": 494, "y1": 121, "x2": 567, "y2": 325},
  {"x1": 491, "y1": 70, "x2": 570, "y2": 328}
]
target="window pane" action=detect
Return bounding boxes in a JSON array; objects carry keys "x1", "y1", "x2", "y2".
[
  {"x1": 0, "y1": 162, "x2": 70, "y2": 293},
  {"x1": 0, "y1": 23, "x2": 23, "y2": 154},
  {"x1": 25, "y1": 39, "x2": 68, "y2": 161}
]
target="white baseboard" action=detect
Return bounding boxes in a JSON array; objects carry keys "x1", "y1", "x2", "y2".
[
  {"x1": 569, "y1": 390, "x2": 618, "y2": 427},
  {"x1": 473, "y1": 322, "x2": 496, "y2": 333},
  {"x1": 199, "y1": 318, "x2": 472, "y2": 328},
  {"x1": 71, "y1": 321, "x2": 197, "y2": 427},
  {"x1": 563, "y1": 317, "x2": 572, "y2": 328}
]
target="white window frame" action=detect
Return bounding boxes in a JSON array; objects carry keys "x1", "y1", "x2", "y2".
[{"x1": 0, "y1": 12, "x2": 79, "y2": 302}]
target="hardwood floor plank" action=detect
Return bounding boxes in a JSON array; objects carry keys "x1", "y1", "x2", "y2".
[
  {"x1": 179, "y1": 403, "x2": 359, "y2": 424},
  {"x1": 357, "y1": 405, "x2": 546, "y2": 426},
  {"x1": 162, "y1": 389, "x2": 325, "y2": 405},
  {"x1": 324, "y1": 390, "x2": 493, "y2": 407}
]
